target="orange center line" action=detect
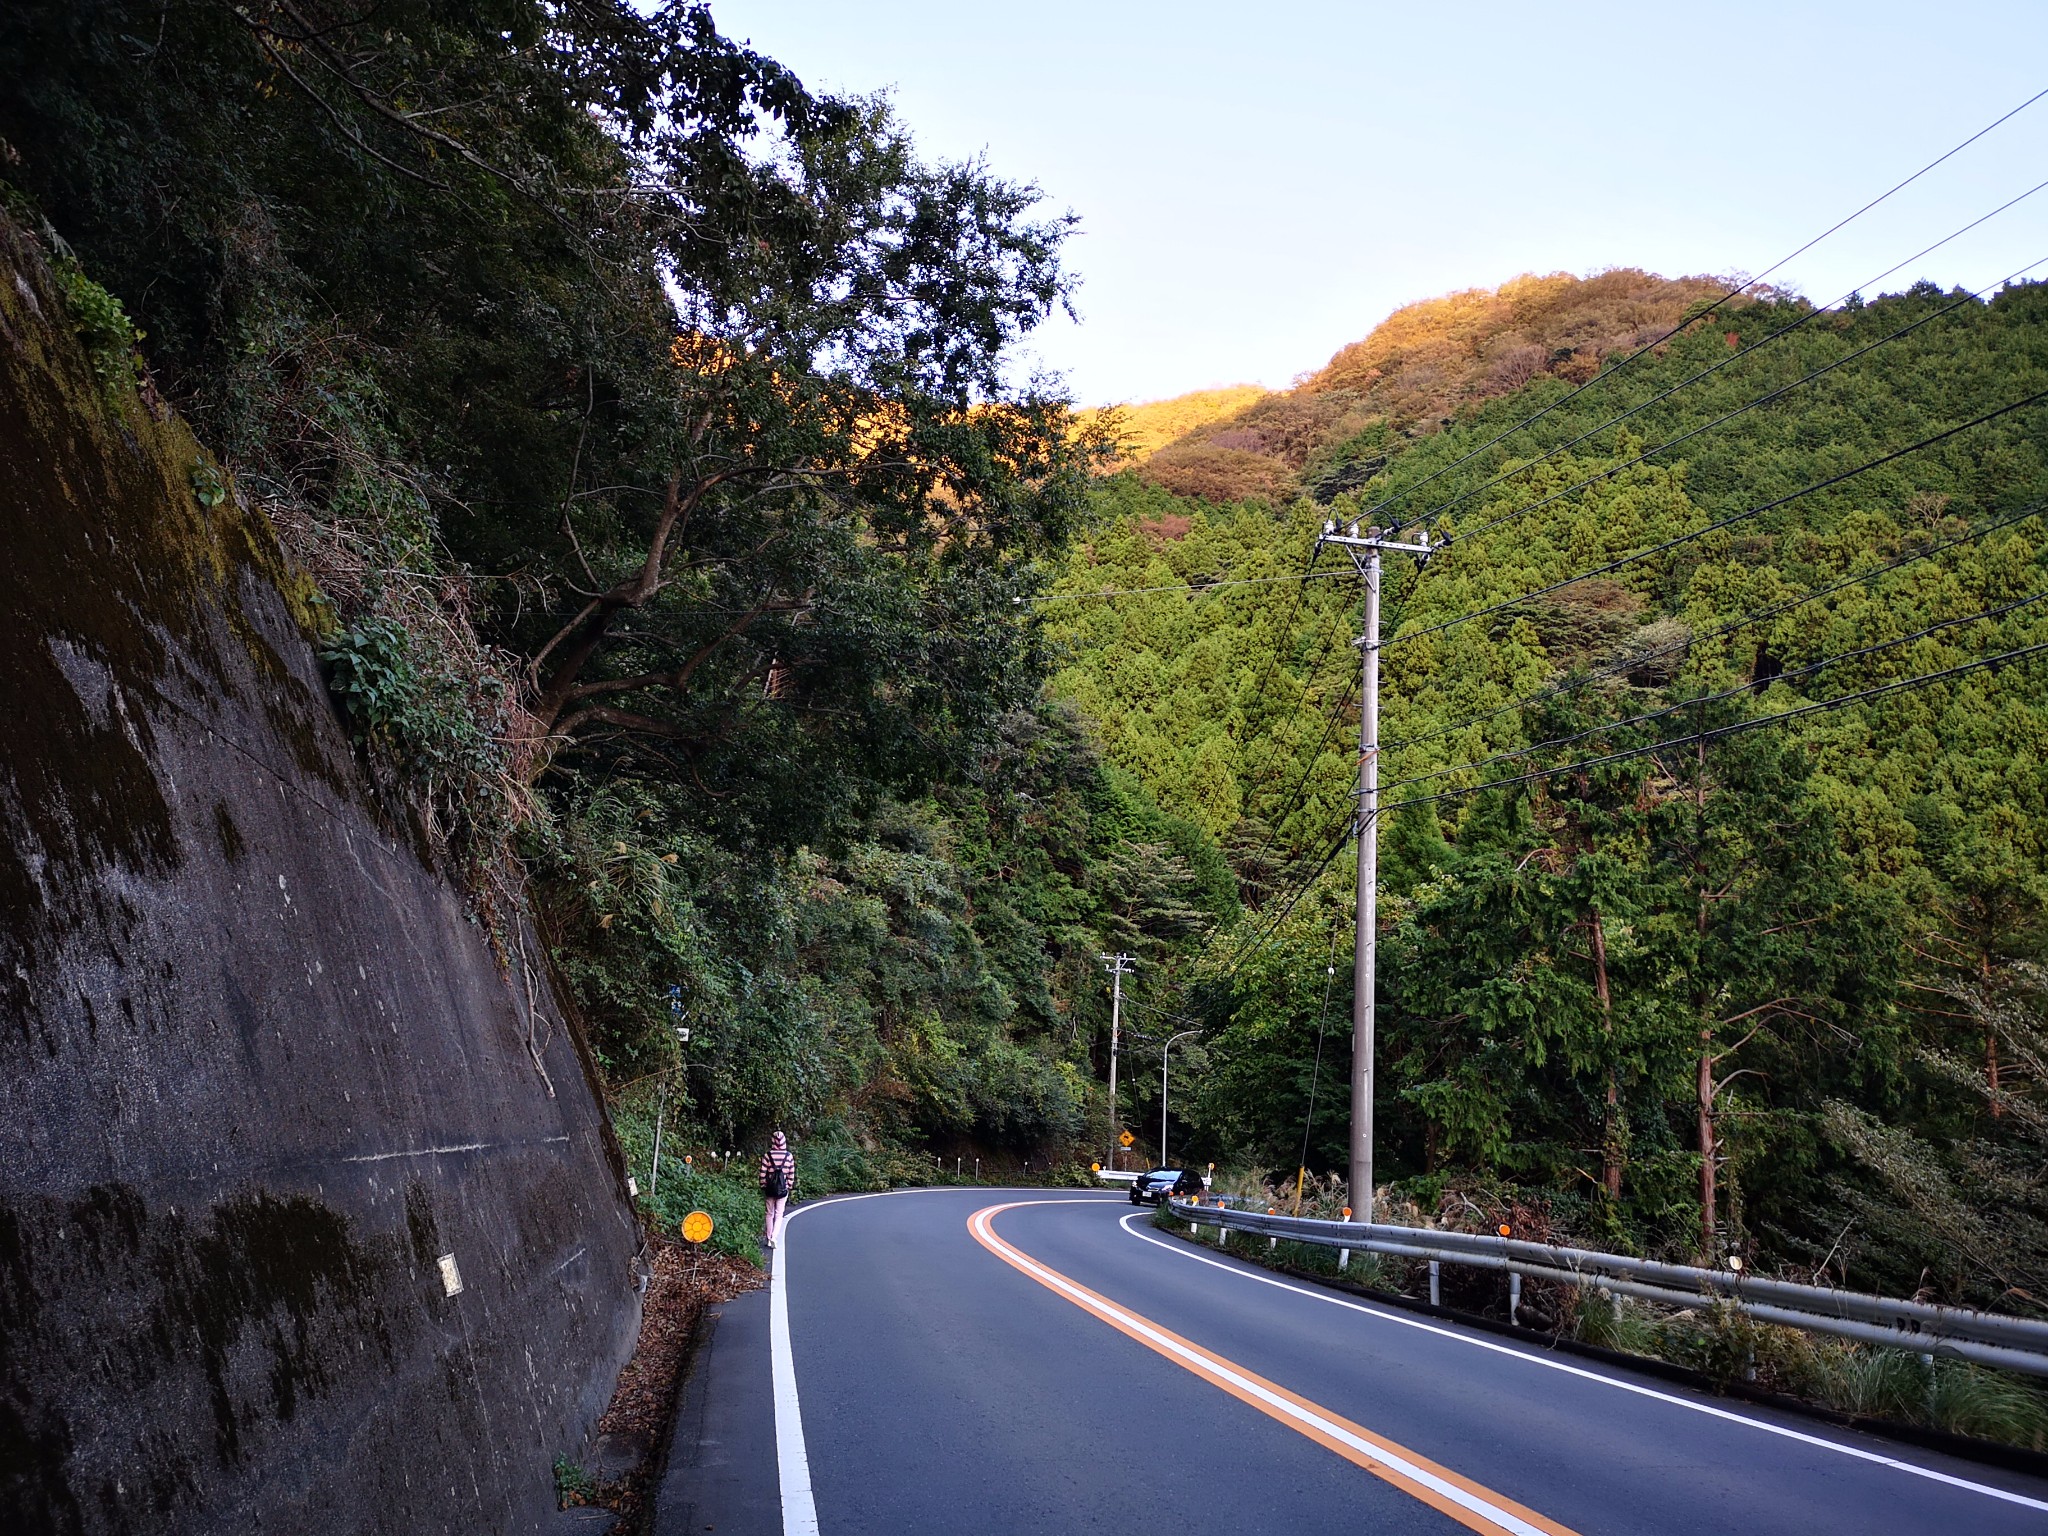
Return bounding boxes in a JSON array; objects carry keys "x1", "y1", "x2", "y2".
[{"x1": 967, "y1": 1201, "x2": 1582, "y2": 1536}]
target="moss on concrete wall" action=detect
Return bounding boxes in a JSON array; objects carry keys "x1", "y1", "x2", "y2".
[{"x1": 0, "y1": 208, "x2": 641, "y2": 1535}]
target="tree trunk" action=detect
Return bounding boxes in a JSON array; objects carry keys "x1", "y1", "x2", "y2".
[
  {"x1": 1985, "y1": 949, "x2": 2003, "y2": 1118},
  {"x1": 1590, "y1": 906, "x2": 1623, "y2": 1201},
  {"x1": 1697, "y1": 1039, "x2": 1717, "y2": 1255}
]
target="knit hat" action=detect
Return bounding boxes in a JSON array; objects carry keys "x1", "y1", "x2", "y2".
[{"x1": 771, "y1": 1130, "x2": 787, "y2": 1149}]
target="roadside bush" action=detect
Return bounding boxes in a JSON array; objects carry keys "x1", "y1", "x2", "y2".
[{"x1": 643, "y1": 1168, "x2": 765, "y2": 1265}]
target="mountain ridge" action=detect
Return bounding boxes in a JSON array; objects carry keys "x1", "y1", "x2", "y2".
[{"x1": 1110, "y1": 268, "x2": 1758, "y2": 507}]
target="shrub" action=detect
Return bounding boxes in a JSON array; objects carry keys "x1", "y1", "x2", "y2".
[{"x1": 55, "y1": 262, "x2": 140, "y2": 390}]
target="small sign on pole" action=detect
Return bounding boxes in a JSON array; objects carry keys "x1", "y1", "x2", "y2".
[
  {"x1": 681, "y1": 1210, "x2": 713, "y2": 1244},
  {"x1": 1118, "y1": 1130, "x2": 1134, "y2": 1148}
]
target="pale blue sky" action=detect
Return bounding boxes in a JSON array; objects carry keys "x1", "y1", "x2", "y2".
[{"x1": 705, "y1": 1, "x2": 2048, "y2": 407}]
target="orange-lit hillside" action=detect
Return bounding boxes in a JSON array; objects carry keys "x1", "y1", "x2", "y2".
[
  {"x1": 1140, "y1": 268, "x2": 1746, "y2": 505},
  {"x1": 1081, "y1": 385, "x2": 1271, "y2": 464}
]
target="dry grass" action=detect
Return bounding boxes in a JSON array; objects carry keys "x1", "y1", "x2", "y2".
[{"x1": 568, "y1": 1236, "x2": 765, "y2": 1529}]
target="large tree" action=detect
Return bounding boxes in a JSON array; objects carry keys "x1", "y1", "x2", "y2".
[{"x1": 1, "y1": 1, "x2": 1104, "y2": 846}]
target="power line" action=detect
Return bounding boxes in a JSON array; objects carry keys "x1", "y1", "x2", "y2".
[
  {"x1": 1215, "y1": 812, "x2": 1360, "y2": 979},
  {"x1": 1295, "y1": 923, "x2": 1345, "y2": 1205},
  {"x1": 1403, "y1": 207, "x2": 2048, "y2": 536},
  {"x1": 1021, "y1": 568, "x2": 1346, "y2": 603},
  {"x1": 1251, "y1": 267, "x2": 2045, "y2": 822},
  {"x1": 1383, "y1": 637, "x2": 2048, "y2": 817},
  {"x1": 1380, "y1": 589, "x2": 2048, "y2": 799},
  {"x1": 1363, "y1": 85, "x2": 2048, "y2": 527},
  {"x1": 1235, "y1": 302, "x2": 2048, "y2": 871},
  {"x1": 1216, "y1": 636, "x2": 2048, "y2": 975},
  {"x1": 1388, "y1": 386, "x2": 2048, "y2": 655},
  {"x1": 1439, "y1": 254, "x2": 2048, "y2": 548},
  {"x1": 1382, "y1": 499, "x2": 2048, "y2": 757}
]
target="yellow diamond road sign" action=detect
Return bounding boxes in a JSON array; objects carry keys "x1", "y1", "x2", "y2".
[
  {"x1": 1118, "y1": 1130, "x2": 1134, "y2": 1148},
  {"x1": 681, "y1": 1210, "x2": 713, "y2": 1244}
]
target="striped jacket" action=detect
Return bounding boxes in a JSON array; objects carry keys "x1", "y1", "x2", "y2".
[{"x1": 758, "y1": 1146, "x2": 797, "y2": 1198}]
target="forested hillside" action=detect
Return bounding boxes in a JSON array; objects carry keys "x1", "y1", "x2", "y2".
[
  {"x1": 6, "y1": 2, "x2": 2044, "y2": 1324},
  {"x1": 1049, "y1": 271, "x2": 2048, "y2": 1305},
  {"x1": 0, "y1": 0, "x2": 1148, "y2": 1187}
]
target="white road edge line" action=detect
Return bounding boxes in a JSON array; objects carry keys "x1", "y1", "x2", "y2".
[
  {"x1": 978, "y1": 1203, "x2": 1551, "y2": 1536},
  {"x1": 768, "y1": 1209, "x2": 818, "y2": 1536},
  {"x1": 770, "y1": 1187, "x2": 1119, "y2": 1536},
  {"x1": 1119, "y1": 1212, "x2": 2048, "y2": 1514}
]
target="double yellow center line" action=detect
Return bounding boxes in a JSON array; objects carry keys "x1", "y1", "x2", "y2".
[{"x1": 967, "y1": 1201, "x2": 1580, "y2": 1536}]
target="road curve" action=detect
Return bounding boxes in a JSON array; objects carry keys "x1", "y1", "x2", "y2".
[{"x1": 657, "y1": 1188, "x2": 2048, "y2": 1536}]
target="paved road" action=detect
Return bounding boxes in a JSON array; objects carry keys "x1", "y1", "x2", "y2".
[{"x1": 657, "y1": 1189, "x2": 2048, "y2": 1536}]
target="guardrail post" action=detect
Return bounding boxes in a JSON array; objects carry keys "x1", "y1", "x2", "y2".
[
  {"x1": 1509, "y1": 1271, "x2": 1522, "y2": 1325},
  {"x1": 1429, "y1": 1260, "x2": 1439, "y2": 1307},
  {"x1": 1338, "y1": 1248, "x2": 1350, "y2": 1270}
]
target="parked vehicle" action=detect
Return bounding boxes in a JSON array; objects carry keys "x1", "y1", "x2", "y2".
[{"x1": 1129, "y1": 1168, "x2": 1198, "y2": 1205}]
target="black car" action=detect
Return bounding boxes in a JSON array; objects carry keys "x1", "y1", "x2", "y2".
[{"x1": 1128, "y1": 1168, "x2": 1201, "y2": 1205}]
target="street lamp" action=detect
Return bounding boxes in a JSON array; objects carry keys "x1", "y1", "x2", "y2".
[{"x1": 1161, "y1": 1029, "x2": 1198, "y2": 1168}]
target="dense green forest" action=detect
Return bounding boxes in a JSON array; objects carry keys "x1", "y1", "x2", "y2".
[
  {"x1": 4, "y1": 3, "x2": 2044, "y2": 1325},
  {"x1": 0, "y1": 0, "x2": 1189, "y2": 1187},
  {"x1": 1048, "y1": 274, "x2": 2048, "y2": 1304}
]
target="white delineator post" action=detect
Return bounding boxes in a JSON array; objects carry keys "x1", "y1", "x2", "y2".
[{"x1": 1313, "y1": 520, "x2": 1434, "y2": 1237}]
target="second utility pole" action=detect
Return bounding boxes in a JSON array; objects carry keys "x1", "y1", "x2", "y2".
[
  {"x1": 1314, "y1": 519, "x2": 1433, "y2": 1229},
  {"x1": 1101, "y1": 952, "x2": 1135, "y2": 1168}
]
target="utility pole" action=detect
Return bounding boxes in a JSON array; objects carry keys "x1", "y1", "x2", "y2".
[
  {"x1": 1101, "y1": 953, "x2": 1135, "y2": 1168},
  {"x1": 1314, "y1": 519, "x2": 1434, "y2": 1228}
]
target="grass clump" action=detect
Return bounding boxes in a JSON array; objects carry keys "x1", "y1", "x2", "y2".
[{"x1": 1927, "y1": 1361, "x2": 2048, "y2": 1448}]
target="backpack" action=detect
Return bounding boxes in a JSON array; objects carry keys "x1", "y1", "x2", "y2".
[{"x1": 763, "y1": 1159, "x2": 791, "y2": 1200}]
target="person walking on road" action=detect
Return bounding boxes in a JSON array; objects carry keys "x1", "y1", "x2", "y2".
[{"x1": 759, "y1": 1130, "x2": 797, "y2": 1249}]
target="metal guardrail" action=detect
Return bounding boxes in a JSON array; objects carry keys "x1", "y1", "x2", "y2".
[{"x1": 1167, "y1": 1200, "x2": 2048, "y2": 1378}]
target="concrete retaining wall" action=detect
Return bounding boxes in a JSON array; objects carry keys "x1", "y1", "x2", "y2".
[{"x1": 0, "y1": 210, "x2": 641, "y2": 1535}]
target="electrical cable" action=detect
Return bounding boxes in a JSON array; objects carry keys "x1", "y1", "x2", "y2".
[
  {"x1": 1404, "y1": 199, "x2": 2048, "y2": 536},
  {"x1": 1361, "y1": 85, "x2": 2048, "y2": 527},
  {"x1": 1293, "y1": 923, "x2": 1345, "y2": 1207},
  {"x1": 1386, "y1": 385, "x2": 2048, "y2": 655},
  {"x1": 1155, "y1": 390, "x2": 2048, "y2": 982},
  {"x1": 1437, "y1": 253, "x2": 2048, "y2": 548},
  {"x1": 1082, "y1": 324, "x2": 2046, "y2": 887},
  {"x1": 1020, "y1": 568, "x2": 1348, "y2": 603},
  {"x1": 1379, "y1": 588, "x2": 2048, "y2": 798},
  {"x1": 1382, "y1": 637, "x2": 2048, "y2": 818},
  {"x1": 1196, "y1": 262, "x2": 2045, "y2": 861},
  {"x1": 1214, "y1": 812, "x2": 1361, "y2": 979},
  {"x1": 1382, "y1": 498, "x2": 2048, "y2": 756},
  {"x1": 1213, "y1": 636, "x2": 2048, "y2": 974}
]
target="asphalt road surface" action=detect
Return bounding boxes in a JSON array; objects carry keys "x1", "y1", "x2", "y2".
[{"x1": 657, "y1": 1189, "x2": 2048, "y2": 1536}]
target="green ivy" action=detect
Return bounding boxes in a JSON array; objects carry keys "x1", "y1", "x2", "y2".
[{"x1": 55, "y1": 263, "x2": 139, "y2": 392}]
